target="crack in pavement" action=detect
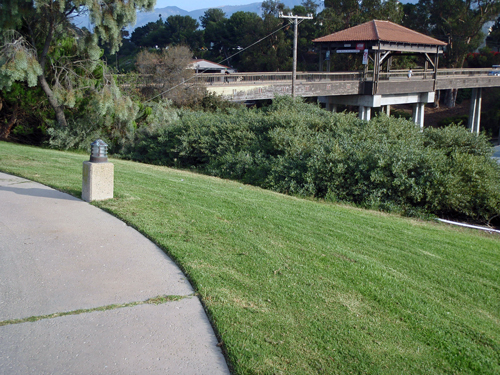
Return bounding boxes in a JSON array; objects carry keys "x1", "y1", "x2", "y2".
[{"x1": 0, "y1": 294, "x2": 194, "y2": 327}]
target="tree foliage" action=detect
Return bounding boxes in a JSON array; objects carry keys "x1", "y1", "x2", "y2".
[
  {"x1": 135, "y1": 46, "x2": 205, "y2": 107},
  {"x1": 320, "y1": 0, "x2": 403, "y2": 32},
  {"x1": 130, "y1": 16, "x2": 166, "y2": 48},
  {"x1": 130, "y1": 15, "x2": 203, "y2": 51},
  {"x1": 0, "y1": 0, "x2": 155, "y2": 129},
  {"x1": 200, "y1": 8, "x2": 226, "y2": 29},
  {"x1": 404, "y1": 0, "x2": 500, "y2": 68},
  {"x1": 486, "y1": 15, "x2": 500, "y2": 51}
]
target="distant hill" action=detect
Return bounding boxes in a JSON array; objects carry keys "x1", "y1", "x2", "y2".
[
  {"x1": 71, "y1": 0, "x2": 421, "y2": 33},
  {"x1": 72, "y1": 0, "x2": 306, "y2": 32}
]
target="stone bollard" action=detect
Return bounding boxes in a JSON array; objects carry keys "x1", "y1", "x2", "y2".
[{"x1": 82, "y1": 139, "x2": 114, "y2": 202}]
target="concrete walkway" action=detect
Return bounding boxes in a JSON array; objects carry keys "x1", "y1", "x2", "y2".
[{"x1": 0, "y1": 172, "x2": 230, "y2": 374}]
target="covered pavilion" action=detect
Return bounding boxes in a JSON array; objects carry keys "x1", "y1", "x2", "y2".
[{"x1": 312, "y1": 20, "x2": 448, "y2": 126}]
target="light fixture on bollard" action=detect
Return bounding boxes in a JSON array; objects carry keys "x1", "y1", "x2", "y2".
[
  {"x1": 82, "y1": 139, "x2": 114, "y2": 202},
  {"x1": 90, "y1": 139, "x2": 108, "y2": 163}
]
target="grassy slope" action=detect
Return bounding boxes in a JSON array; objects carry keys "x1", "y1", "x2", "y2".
[{"x1": 1, "y1": 142, "x2": 499, "y2": 374}]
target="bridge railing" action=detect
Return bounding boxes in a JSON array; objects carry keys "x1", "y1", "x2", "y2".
[
  {"x1": 436, "y1": 68, "x2": 493, "y2": 77},
  {"x1": 113, "y1": 68, "x2": 496, "y2": 87},
  {"x1": 193, "y1": 71, "x2": 363, "y2": 85},
  {"x1": 195, "y1": 69, "x2": 495, "y2": 85},
  {"x1": 375, "y1": 68, "x2": 495, "y2": 81}
]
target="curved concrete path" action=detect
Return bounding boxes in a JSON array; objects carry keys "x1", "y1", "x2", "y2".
[{"x1": 0, "y1": 172, "x2": 230, "y2": 374}]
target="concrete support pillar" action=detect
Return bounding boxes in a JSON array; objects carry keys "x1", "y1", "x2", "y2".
[
  {"x1": 325, "y1": 101, "x2": 337, "y2": 112},
  {"x1": 359, "y1": 106, "x2": 371, "y2": 121},
  {"x1": 468, "y1": 88, "x2": 482, "y2": 135},
  {"x1": 412, "y1": 102, "x2": 425, "y2": 130}
]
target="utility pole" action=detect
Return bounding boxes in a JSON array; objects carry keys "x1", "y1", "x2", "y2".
[{"x1": 279, "y1": 12, "x2": 313, "y2": 98}]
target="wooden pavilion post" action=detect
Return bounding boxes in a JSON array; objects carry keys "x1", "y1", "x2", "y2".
[
  {"x1": 373, "y1": 42, "x2": 381, "y2": 95},
  {"x1": 433, "y1": 46, "x2": 439, "y2": 91},
  {"x1": 318, "y1": 44, "x2": 323, "y2": 71}
]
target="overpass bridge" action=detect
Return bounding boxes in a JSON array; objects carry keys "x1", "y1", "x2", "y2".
[
  {"x1": 195, "y1": 68, "x2": 500, "y2": 133},
  {"x1": 198, "y1": 68, "x2": 500, "y2": 99}
]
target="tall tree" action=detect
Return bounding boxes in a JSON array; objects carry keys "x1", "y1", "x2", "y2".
[
  {"x1": 165, "y1": 15, "x2": 204, "y2": 51},
  {"x1": 301, "y1": 0, "x2": 320, "y2": 15},
  {"x1": 320, "y1": 0, "x2": 403, "y2": 33},
  {"x1": 224, "y1": 11, "x2": 263, "y2": 69},
  {"x1": 135, "y1": 46, "x2": 205, "y2": 107},
  {"x1": 200, "y1": 8, "x2": 227, "y2": 29},
  {"x1": 486, "y1": 15, "x2": 500, "y2": 51},
  {"x1": 292, "y1": 4, "x2": 321, "y2": 70},
  {"x1": 262, "y1": 0, "x2": 289, "y2": 17},
  {"x1": 131, "y1": 16, "x2": 166, "y2": 48},
  {"x1": 0, "y1": 0, "x2": 154, "y2": 128},
  {"x1": 201, "y1": 9, "x2": 230, "y2": 63},
  {"x1": 407, "y1": 0, "x2": 500, "y2": 106},
  {"x1": 418, "y1": 0, "x2": 500, "y2": 68}
]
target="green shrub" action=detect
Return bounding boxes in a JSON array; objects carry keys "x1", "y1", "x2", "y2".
[
  {"x1": 423, "y1": 126, "x2": 500, "y2": 220},
  {"x1": 438, "y1": 114, "x2": 469, "y2": 127},
  {"x1": 120, "y1": 96, "x2": 500, "y2": 224},
  {"x1": 391, "y1": 108, "x2": 412, "y2": 120}
]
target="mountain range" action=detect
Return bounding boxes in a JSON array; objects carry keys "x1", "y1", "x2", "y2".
[
  {"x1": 73, "y1": 0, "x2": 419, "y2": 32},
  {"x1": 73, "y1": 0, "x2": 305, "y2": 32}
]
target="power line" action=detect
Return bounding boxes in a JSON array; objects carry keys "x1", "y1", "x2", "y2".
[{"x1": 144, "y1": 19, "x2": 295, "y2": 103}]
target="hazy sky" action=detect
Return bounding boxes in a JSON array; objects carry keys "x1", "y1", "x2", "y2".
[
  {"x1": 154, "y1": 0, "x2": 261, "y2": 11},
  {"x1": 153, "y1": 0, "x2": 417, "y2": 12}
]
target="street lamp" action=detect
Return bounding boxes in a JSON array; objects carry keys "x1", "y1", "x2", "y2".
[
  {"x1": 279, "y1": 12, "x2": 313, "y2": 98},
  {"x1": 82, "y1": 139, "x2": 114, "y2": 202},
  {"x1": 90, "y1": 139, "x2": 108, "y2": 163}
]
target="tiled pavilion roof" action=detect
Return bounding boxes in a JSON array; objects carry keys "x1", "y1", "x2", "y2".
[{"x1": 313, "y1": 20, "x2": 447, "y2": 46}]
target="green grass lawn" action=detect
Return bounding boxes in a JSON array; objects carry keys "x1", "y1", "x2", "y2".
[{"x1": 1, "y1": 141, "x2": 499, "y2": 374}]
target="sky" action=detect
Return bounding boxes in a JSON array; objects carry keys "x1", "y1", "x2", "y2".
[
  {"x1": 154, "y1": 0, "x2": 262, "y2": 11},
  {"x1": 153, "y1": 0, "x2": 417, "y2": 12}
]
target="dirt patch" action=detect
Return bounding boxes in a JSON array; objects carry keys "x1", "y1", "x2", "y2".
[
  {"x1": 425, "y1": 100, "x2": 471, "y2": 128},
  {"x1": 393, "y1": 88, "x2": 499, "y2": 135},
  {"x1": 392, "y1": 100, "x2": 470, "y2": 128}
]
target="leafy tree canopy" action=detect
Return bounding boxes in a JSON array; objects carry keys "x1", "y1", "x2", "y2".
[
  {"x1": 404, "y1": 0, "x2": 500, "y2": 68},
  {"x1": 0, "y1": 0, "x2": 155, "y2": 128},
  {"x1": 135, "y1": 45, "x2": 205, "y2": 107},
  {"x1": 130, "y1": 15, "x2": 203, "y2": 51},
  {"x1": 200, "y1": 8, "x2": 226, "y2": 29},
  {"x1": 486, "y1": 15, "x2": 500, "y2": 51},
  {"x1": 321, "y1": 0, "x2": 403, "y2": 31}
]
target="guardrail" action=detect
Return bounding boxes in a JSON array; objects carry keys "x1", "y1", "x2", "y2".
[
  {"x1": 437, "y1": 68, "x2": 494, "y2": 77},
  {"x1": 112, "y1": 68, "x2": 498, "y2": 87},
  {"x1": 193, "y1": 69, "x2": 496, "y2": 85},
  {"x1": 191, "y1": 71, "x2": 364, "y2": 85}
]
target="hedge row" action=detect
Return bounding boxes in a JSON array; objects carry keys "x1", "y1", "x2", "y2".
[{"x1": 121, "y1": 96, "x2": 500, "y2": 224}]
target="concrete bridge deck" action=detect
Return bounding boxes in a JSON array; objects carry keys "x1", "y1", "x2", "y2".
[
  {"x1": 193, "y1": 69, "x2": 500, "y2": 101},
  {"x1": 116, "y1": 67, "x2": 500, "y2": 132}
]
